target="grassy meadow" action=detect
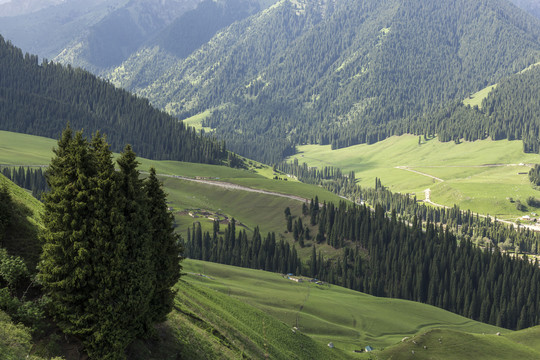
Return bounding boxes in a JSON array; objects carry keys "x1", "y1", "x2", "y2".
[
  {"x1": 290, "y1": 135, "x2": 540, "y2": 219},
  {"x1": 377, "y1": 327, "x2": 540, "y2": 360},
  {"x1": 183, "y1": 259, "x2": 504, "y2": 354}
]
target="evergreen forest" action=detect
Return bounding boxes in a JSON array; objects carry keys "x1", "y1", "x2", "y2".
[{"x1": 0, "y1": 36, "x2": 228, "y2": 165}]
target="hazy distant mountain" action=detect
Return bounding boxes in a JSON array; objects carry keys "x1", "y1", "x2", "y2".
[
  {"x1": 107, "y1": 0, "x2": 274, "y2": 90},
  {"x1": 109, "y1": 0, "x2": 540, "y2": 163},
  {"x1": 0, "y1": 0, "x2": 67, "y2": 17},
  {"x1": 53, "y1": 0, "x2": 203, "y2": 73},
  {"x1": 0, "y1": 0, "x2": 127, "y2": 59},
  {"x1": 0, "y1": 0, "x2": 201, "y2": 73},
  {"x1": 510, "y1": 0, "x2": 540, "y2": 19}
]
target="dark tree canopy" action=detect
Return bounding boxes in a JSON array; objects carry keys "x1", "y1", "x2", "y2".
[{"x1": 38, "y1": 127, "x2": 182, "y2": 359}]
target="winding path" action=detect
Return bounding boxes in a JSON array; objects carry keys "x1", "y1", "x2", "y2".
[{"x1": 395, "y1": 165, "x2": 540, "y2": 231}]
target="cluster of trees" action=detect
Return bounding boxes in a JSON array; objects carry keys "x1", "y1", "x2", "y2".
[
  {"x1": 306, "y1": 204, "x2": 540, "y2": 330},
  {"x1": 186, "y1": 200, "x2": 540, "y2": 330},
  {"x1": 529, "y1": 164, "x2": 540, "y2": 186},
  {"x1": 0, "y1": 35, "x2": 227, "y2": 165},
  {"x1": 183, "y1": 221, "x2": 301, "y2": 275},
  {"x1": 277, "y1": 158, "x2": 354, "y2": 186},
  {"x1": 328, "y1": 178, "x2": 540, "y2": 254},
  {"x1": 419, "y1": 65, "x2": 540, "y2": 153},
  {"x1": 1, "y1": 166, "x2": 48, "y2": 200},
  {"x1": 38, "y1": 127, "x2": 182, "y2": 359}
]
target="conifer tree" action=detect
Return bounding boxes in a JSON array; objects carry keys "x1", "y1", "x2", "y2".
[
  {"x1": 39, "y1": 128, "x2": 182, "y2": 359},
  {"x1": 39, "y1": 127, "x2": 99, "y2": 342},
  {"x1": 144, "y1": 168, "x2": 182, "y2": 324}
]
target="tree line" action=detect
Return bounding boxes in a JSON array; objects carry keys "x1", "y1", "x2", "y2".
[{"x1": 1, "y1": 166, "x2": 48, "y2": 200}]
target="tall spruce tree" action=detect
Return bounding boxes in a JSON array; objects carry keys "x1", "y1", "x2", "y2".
[
  {"x1": 144, "y1": 167, "x2": 182, "y2": 323},
  {"x1": 39, "y1": 128, "x2": 182, "y2": 359},
  {"x1": 39, "y1": 128, "x2": 99, "y2": 340}
]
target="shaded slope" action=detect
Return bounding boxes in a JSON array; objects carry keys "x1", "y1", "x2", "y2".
[
  {"x1": 422, "y1": 64, "x2": 540, "y2": 152},
  {"x1": 53, "y1": 0, "x2": 202, "y2": 73},
  {"x1": 0, "y1": 174, "x2": 43, "y2": 269}
]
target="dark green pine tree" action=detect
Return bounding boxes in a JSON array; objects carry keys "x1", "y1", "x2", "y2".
[
  {"x1": 39, "y1": 128, "x2": 100, "y2": 344},
  {"x1": 40, "y1": 128, "x2": 181, "y2": 359},
  {"x1": 113, "y1": 145, "x2": 155, "y2": 340},
  {"x1": 84, "y1": 132, "x2": 131, "y2": 358},
  {"x1": 144, "y1": 167, "x2": 183, "y2": 324}
]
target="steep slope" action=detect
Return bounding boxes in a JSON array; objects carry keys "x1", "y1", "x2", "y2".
[
  {"x1": 108, "y1": 0, "x2": 277, "y2": 90},
  {"x1": 422, "y1": 63, "x2": 540, "y2": 151},
  {"x1": 111, "y1": 0, "x2": 540, "y2": 163},
  {"x1": 0, "y1": 36, "x2": 227, "y2": 164},
  {"x1": 0, "y1": 173, "x2": 43, "y2": 269},
  {"x1": 53, "y1": 0, "x2": 203, "y2": 74}
]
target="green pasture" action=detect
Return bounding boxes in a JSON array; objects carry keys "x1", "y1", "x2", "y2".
[
  {"x1": 0, "y1": 130, "x2": 56, "y2": 165},
  {"x1": 377, "y1": 327, "x2": 540, "y2": 360},
  {"x1": 162, "y1": 177, "x2": 304, "y2": 238},
  {"x1": 181, "y1": 109, "x2": 213, "y2": 132},
  {"x1": 162, "y1": 275, "x2": 349, "y2": 360},
  {"x1": 183, "y1": 259, "x2": 504, "y2": 354},
  {"x1": 0, "y1": 130, "x2": 344, "y2": 244},
  {"x1": 463, "y1": 84, "x2": 497, "y2": 108},
  {"x1": 290, "y1": 135, "x2": 540, "y2": 218}
]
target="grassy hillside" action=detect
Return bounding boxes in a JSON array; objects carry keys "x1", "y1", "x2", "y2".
[
  {"x1": 0, "y1": 173, "x2": 43, "y2": 268},
  {"x1": 377, "y1": 327, "x2": 540, "y2": 359},
  {"x1": 0, "y1": 130, "x2": 343, "y2": 249},
  {"x1": 182, "y1": 259, "x2": 504, "y2": 354},
  {"x1": 290, "y1": 135, "x2": 540, "y2": 219},
  {"x1": 148, "y1": 277, "x2": 350, "y2": 360}
]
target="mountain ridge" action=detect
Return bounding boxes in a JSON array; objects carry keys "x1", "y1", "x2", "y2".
[{"x1": 107, "y1": 0, "x2": 540, "y2": 163}]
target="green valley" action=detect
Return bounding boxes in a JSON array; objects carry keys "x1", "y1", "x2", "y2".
[{"x1": 289, "y1": 135, "x2": 540, "y2": 220}]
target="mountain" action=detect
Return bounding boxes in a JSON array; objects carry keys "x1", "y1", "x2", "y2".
[
  {"x1": 0, "y1": 35, "x2": 227, "y2": 164},
  {"x1": 0, "y1": 0, "x2": 202, "y2": 73},
  {"x1": 0, "y1": 0, "x2": 66, "y2": 17},
  {"x1": 107, "y1": 0, "x2": 278, "y2": 89},
  {"x1": 0, "y1": 0, "x2": 126, "y2": 59},
  {"x1": 510, "y1": 0, "x2": 540, "y2": 19},
  {"x1": 422, "y1": 63, "x2": 540, "y2": 151},
  {"x1": 108, "y1": 0, "x2": 540, "y2": 164},
  {"x1": 53, "y1": 0, "x2": 203, "y2": 73}
]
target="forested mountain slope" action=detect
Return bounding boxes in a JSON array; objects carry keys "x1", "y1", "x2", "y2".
[
  {"x1": 0, "y1": 36, "x2": 227, "y2": 164},
  {"x1": 422, "y1": 64, "x2": 540, "y2": 151},
  {"x1": 110, "y1": 0, "x2": 540, "y2": 163},
  {"x1": 108, "y1": 0, "x2": 274, "y2": 89}
]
